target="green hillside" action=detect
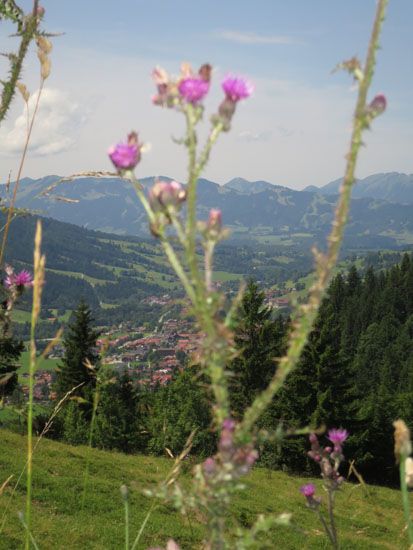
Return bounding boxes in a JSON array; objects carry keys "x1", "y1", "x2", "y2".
[{"x1": 0, "y1": 429, "x2": 408, "y2": 549}]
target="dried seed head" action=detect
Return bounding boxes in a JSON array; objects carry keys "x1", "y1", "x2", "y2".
[
  {"x1": 16, "y1": 82, "x2": 30, "y2": 103},
  {"x1": 393, "y1": 419, "x2": 412, "y2": 460},
  {"x1": 36, "y1": 36, "x2": 53, "y2": 54}
]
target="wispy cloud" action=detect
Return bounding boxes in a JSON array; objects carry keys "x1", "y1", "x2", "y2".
[
  {"x1": 216, "y1": 30, "x2": 302, "y2": 45},
  {"x1": 238, "y1": 130, "x2": 273, "y2": 142},
  {"x1": 0, "y1": 88, "x2": 88, "y2": 157}
]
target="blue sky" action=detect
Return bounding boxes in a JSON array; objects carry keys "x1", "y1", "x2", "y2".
[{"x1": 0, "y1": 0, "x2": 412, "y2": 188}]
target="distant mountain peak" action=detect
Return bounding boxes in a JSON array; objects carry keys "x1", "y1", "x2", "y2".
[
  {"x1": 225, "y1": 177, "x2": 275, "y2": 194},
  {"x1": 309, "y1": 171, "x2": 413, "y2": 204}
]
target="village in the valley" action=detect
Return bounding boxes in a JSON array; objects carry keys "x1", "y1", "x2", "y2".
[{"x1": 21, "y1": 288, "x2": 291, "y2": 404}]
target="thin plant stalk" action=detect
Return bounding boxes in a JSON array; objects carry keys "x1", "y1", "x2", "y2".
[
  {"x1": 81, "y1": 356, "x2": 104, "y2": 510},
  {"x1": 25, "y1": 221, "x2": 45, "y2": 550},
  {"x1": 120, "y1": 485, "x2": 130, "y2": 550},
  {"x1": 130, "y1": 502, "x2": 157, "y2": 550},
  {"x1": 18, "y1": 512, "x2": 40, "y2": 550},
  {"x1": 399, "y1": 454, "x2": 413, "y2": 546},
  {"x1": 239, "y1": 0, "x2": 389, "y2": 437}
]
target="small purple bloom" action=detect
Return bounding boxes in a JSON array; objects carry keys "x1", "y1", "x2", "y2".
[
  {"x1": 178, "y1": 77, "x2": 209, "y2": 104},
  {"x1": 300, "y1": 483, "x2": 316, "y2": 498},
  {"x1": 222, "y1": 75, "x2": 254, "y2": 102},
  {"x1": 108, "y1": 132, "x2": 141, "y2": 171},
  {"x1": 327, "y1": 429, "x2": 349, "y2": 445}
]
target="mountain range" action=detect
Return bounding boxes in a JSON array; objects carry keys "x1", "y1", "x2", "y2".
[{"x1": 1, "y1": 172, "x2": 413, "y2": 246}]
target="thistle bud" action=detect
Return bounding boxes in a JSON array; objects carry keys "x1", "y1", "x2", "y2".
[
  {"x1": 149, "y1": 181, "x2": 186, "y2": 214},
  {"x1": 368, "y1": 93, "x2": 387, "y2": 116},
  {"x1": 207, "y1": 208, "x2": 222, "y2": 231}
]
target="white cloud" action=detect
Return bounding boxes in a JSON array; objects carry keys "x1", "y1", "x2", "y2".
[
  {"x1": 238, "y1": 130, "x2": 272, "y2": 142},
  {"x1": 216, "y1": 30, "x2": 302, "y2": 45},
  {"x1": 0, "y1": 88, "x2": 88, "y2": 156}
]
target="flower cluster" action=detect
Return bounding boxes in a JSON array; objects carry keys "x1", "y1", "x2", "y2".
[
  {"x1": 202, "y1": 418, "x2": 258, "y2": 483},
  {"x1": 301, "y1": 428, "x2": 349, "y2": 497},
  {"x1": 151, "y1": 62, "x2": 253, "y2": 132},
  {"x1": 108, "y1": 131, "x2": 143, "y2": 174},
  {"x1": 152, "y1": 62, "x2": 211, "y2": 108}
]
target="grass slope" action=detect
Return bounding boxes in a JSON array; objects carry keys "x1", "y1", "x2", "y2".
[{"x1": 0, "y1": 430, "x2": 408, "y2": 549}]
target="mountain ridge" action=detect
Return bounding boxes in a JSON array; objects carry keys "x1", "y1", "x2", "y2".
[{"x1": 1, "y1": 172, "x2": 413, "y2": 243}]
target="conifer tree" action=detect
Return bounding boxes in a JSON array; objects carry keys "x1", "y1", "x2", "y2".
[
  {"x1": 55, "y1": 300, "x2": 100, "y2": 404},
  {"x1": 229, "y1": 279, "x2": 287, "y2": 418},
  {"x1": 94, "y1": 370, "x2": 146, "y2": 453},
  {"x1": 148, "y1": 366, "x2": 214, "y2": 457}
]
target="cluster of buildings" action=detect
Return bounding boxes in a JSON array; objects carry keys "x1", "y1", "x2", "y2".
[
  {"x1": 20, "y1": 370, "x2": 53, "y2": 401},
  {"x1": 100, "y1": 317, "x2": 200, "y2": 387},
  {"x1": 264, "y1": 288, "x2": 291, "y2": 309}
]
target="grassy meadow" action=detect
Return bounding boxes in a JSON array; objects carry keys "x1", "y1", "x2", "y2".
[{"x1": 0, "y1": 429, "x2": 408, "y2": 549}]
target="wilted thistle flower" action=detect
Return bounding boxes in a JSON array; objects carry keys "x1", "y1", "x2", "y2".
[
  {"x1": 393, "y1": 419, "x2": 412, "y2": 461},
  {"x1": 152, "y1": 66, "x2": 179, "y2": 108},
  {"x1": 108, "y1": 132, "x2": 142, "y2": 172}
]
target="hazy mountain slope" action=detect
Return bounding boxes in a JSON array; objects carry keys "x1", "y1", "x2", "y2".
[
  {"x1": 307, "y1": 172, "x2": 413, "y2": 204},
  {"x1": 2, "y1": 173, "x2": 413, "y2": 241}
]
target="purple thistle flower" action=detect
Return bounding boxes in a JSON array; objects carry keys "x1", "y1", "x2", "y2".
[
  {"x1": 108, "y1": 132, "x2": 141, "y2": 171},
  {"x1": 221, "y1": 75, "x2": 254, "y2": 102},
  {"x1": 300, "y1": 483, "x2": 316, "y2": 498},
  {"x1": 14, "y1": 270, "x2": 33, "y2": 288},
  {"x1": 178, "y1": 77, "x2": 209, "y2": 104},
  {"x1": 4, "y1": 270, "x2": 33, "y2": 289},
  {"x1": 327, "y1": 428, "x2": 349, "y2": 445}
]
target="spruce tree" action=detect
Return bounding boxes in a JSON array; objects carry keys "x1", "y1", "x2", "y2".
[
  {"x1": 148, "y1": 366, "x2": 214, "y2": 457},
  {"x1": 229, "y1": 279, "x2": 287, "y2": 418},
  {"x1": 94, "y1": 370, "x2": 146, "y2": 453},
  {"x1": 55, "y1": 300, "x2": 100, "y2": 403}
]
